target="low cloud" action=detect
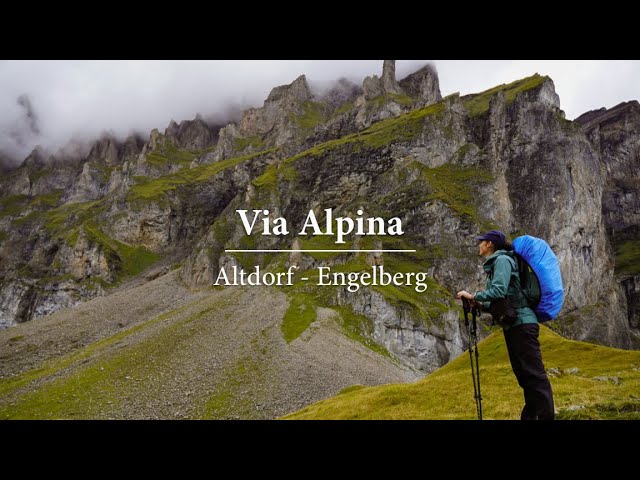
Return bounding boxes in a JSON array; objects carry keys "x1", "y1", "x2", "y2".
[{"x1": 0, "y1": 60, "x2": 638, "y2": 170}]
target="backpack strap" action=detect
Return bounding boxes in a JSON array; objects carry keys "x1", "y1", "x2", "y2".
[{"x1": 488, "y1": 253, "x2": 529, "y2": 309}]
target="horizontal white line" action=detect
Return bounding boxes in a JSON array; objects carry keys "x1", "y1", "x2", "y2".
[{"x1": 224, "y1": 249, "x2": 416, "y2": 253}]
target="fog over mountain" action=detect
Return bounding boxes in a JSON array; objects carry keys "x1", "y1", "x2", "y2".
[{"x1": 1, "y1": 60, "x2": 638, "y2": 169}]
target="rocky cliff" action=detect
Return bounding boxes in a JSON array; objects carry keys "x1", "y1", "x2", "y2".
[
  {"x1": 0, "y1": 60, "x2": 638, "y2": 373},
  {"x1": 576, "y1": 101, "x2": 640, "y2": 339}
]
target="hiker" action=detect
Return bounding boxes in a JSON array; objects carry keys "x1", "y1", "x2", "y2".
[{"x1": 456, "y1": 230, "x2": 555, "y2": 420}]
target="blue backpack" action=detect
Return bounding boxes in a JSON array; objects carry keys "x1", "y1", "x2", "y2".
[{"x1": 512, "y1": 235, "x2": 564, "y2": 322}]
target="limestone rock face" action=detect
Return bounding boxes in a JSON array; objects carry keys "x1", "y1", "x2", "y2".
[
  {"x1": 165, "y1": 117, "x2": 216, "y2": 151},
  {"x1": 320, "y1": 78, "x2": 362, "y2": 110},
  {"x1": 382, "y1": 59, "x2": 403, "y2": 94},
  {"x1": 363, "y1": 74, "x2": 384, "y2": 100},
  {"x1": 363, "y1": 60, "x2": 404, "y2": 99},
  {"x1": 399, "y1": 63, "x2": 442, "y2": 105},
  {"x1": 241, "y1": 74, "x2": 312, "y2": 138},
  {"x1": 198, "y1": 74, "x2": 320, "y2": 163},
  {"x1": 576, "y1": 100, "x2": 640, "y2": 347}
]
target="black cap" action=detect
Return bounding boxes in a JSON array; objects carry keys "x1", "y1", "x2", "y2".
[{"x1": 474, "y1": 230, "x2": 506, "y2": 249}]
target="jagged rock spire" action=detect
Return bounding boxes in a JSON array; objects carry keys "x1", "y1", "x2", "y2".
[
  {"x1": 382, "y1": 60, "x2": 402, "y2": 94},
  {"x1": 363, "y1": 60, "x2": 404, "y2": 100},
  {"x1": 265, "y1": 75, "x2": 312, "y2": 104}
]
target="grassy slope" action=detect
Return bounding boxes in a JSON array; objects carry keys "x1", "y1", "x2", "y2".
[
  {"x1": 0, "y1": 291, "x2": 239, "y2": 419},
  {"x1": 614, "y1": 238, "x2": 640, "y2": 275},
  {"x1": 283, "y1": 326, "x2": 640, "y2": 420},
  {"x1": 0, "y1": 284, "x2": 409, "y2": 420},
  {"x1": 462, "y1": 74, "x2": 548, "y2": 117},
  {"x1": 128, "y1": 148, "x2": 275, "y2": 203}
]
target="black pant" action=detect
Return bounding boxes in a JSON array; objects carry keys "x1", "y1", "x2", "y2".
[{"x1": 503, "y1": 323, "x2": 555, "y2": 420}]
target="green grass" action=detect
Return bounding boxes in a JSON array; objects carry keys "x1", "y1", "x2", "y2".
[
  {"x1": 233, "y1": 135, "x2": 265, "y2": 152},
  {"x1": 30, "y1": 190, "x2": 63, "y2": 209},
  {"x1": 9, "y1": 198, "x2": 109, "y2": 252},
  {"x1": 0, "y1": 230, "x2": 6, "y2": 243},
  {"x1": 272, "y1": 244, "x2": 453, "y2": 348},
  {"x1": 455, "y1": 143, "x2": 474, "y2": 160},
  {"x1": 82, "y1": 222, "x2": 159, "y2": 279},
  {"x1": 210, "y1": 216, "x2": 235, "y2": 248},
  {"x1": 271, "y1": 263, "x2": 397, "y2": 359},
  {"x1": 0, "y1": 299, "x2": 202, "y2": 403},
  {"x1": 43, "y1": 199, "x2": 106, "y2": 236},
  {"x1": 250, "y1": 100, "x2": 447, "y2": 194},
  {"x1": 272, "y1": 255, "x2": 389, "y2": 355},
  {"x1": 281, "y1": 293, "x2": 317, "y2": 342},
  {"x1": 334, "y1": 101, "x2": 354, "y2": 117},
  {"x1": 0, "y1": 194, "x2": 29, "y2": 218},
  {"x1": 201, "y1": 355, "x2": 262, "y2": 419},
  {"x1": 556, "y1": 401, "x2": 640, "y2": 420},
  {"x1": 380, "y1": 160, "x2": 496, "y2": 230},
  {"x1": 614, "y1": 239, "x2": 640, "y2": 274},
  {"x1": 556, "y1": 111, "x2": 580, "y2": 133},
  {"x1": 200, "y1": 328, "x2": 273, "y2": 419},
  {"x1": 144, "y1": 139, "x2": 197, "y2": 168},
  {"x1": 2, "y1": 190, "x2": 75, "y2": 225},
  {"x1": 223, "y1": 184, "x2": 460, "y2": 342},
  {"x1": 387, "y1": 93, "x2": 414, "y2": 106},
  {"x1": 371, "y1": 282, "x2": 449, "y2": 327},
  {"x1": 290, "y1": 101, "x2": 325, "y2": 132},
  {"x1": 10, "y1": 197, "x2": 160, "y2": 282},
  {"x1": 252, "y1": 162, "x2": 297, "y2": 193},
  {"x1": 463, "y1": 74, "x2": 549, "y2": 117},
  {"x1": 283, "y1": 326, "x2": 640, "y2": 419},
  {"x1": 0, "y1": 292, "x2": 255, "y2": 420},
  {"x1": 423, "y1": 163, "x2": 490, "y2": 219},
  {"x1": 128, "y1": 148, "x2": 276, "y2": 204},
  {"x1": 415, "y1": 161, "x2": 494, "y2": 224},
  {"x1": 253, "y1": 97, "x2": 444, "y2": 197},
  {"x1": 359, "y1": 102, "x2": 443, "y2": 149},
  {"x1": 0, "y1": 295, "x2": 222, "y2": 419},
  {"x1": 297, "y1": 234, "x2": 356, "y2": 261},
  {"x1": 252, "y1": 101, "x2": 446, "y2": 193},
  {"x1": 339, "y1": 384, "x2": 366, "y2": 395}
]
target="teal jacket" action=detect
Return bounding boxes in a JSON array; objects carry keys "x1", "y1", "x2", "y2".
[{"x1": 473, "y1": 250, "x2": 538, "y2": 330}]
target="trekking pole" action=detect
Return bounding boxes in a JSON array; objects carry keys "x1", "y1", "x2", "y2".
[
  {"x1": 471, "y1": 303, "x2": 483, "y2": 420},
  {"x1": 462, "y1": 298, "x2": 482, "y2": 420}
]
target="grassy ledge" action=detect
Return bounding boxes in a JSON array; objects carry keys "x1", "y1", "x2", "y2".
[
  {"x1": 128, "y1": 148, "x2": 276, "y2": 204},
  {"x1": 281, "y1": 293, "x2": 317, "y2": 343},
  {"x1": 614, "y1": 239, "x2": 640, "y2": 275},
  {"x1": 289, "y1": 101, "x2": 325, "y2": 133},
  {"x1": 82, "y1": 222, "x2": 159, "y2": 280},
  {"x1": 463, "y1": 74, "x2": 549, "y2": 117},
  {"x1": 251, "y1": 101, "x2": 446, "y2": 190},
  {"x1": 282, "y1": 326, "x2": 640, "y2": 419}
]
